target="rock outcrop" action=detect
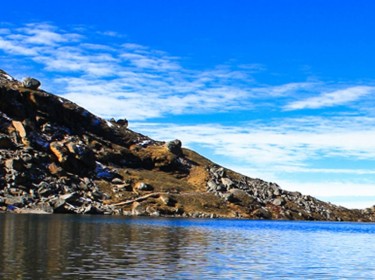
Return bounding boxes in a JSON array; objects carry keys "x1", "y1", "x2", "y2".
[{"x1": 0, "y1": 69, "x2": 374, "y2": 221}]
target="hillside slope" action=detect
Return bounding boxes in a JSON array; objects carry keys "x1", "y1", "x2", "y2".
[{"x1": 0, "y1": 69, "x2": 374, "y2": 221}]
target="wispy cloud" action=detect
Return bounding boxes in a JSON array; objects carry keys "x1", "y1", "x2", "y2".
[
  {"x1": 0, "y1": 37, "x2": 38, "y2": 56},
  {"x1": 276, "y1": 180, "x2": 375, "y2": 208},
  {"x1": 132, "y1": 116, "x2": 375, "y2": 169},
  {"x1": 0, "y1": 23, "x2": 264, "y2": 120},
  {"x1": 1, "y1": 23, "x2": 373, "y2": 120},
  {"x1": 19, "y1": 23, "x2": 80, "y2": 45},
  {"x1": 121, "y1": 52, "x2": 180, "y2": 71},
  {"x1": 259, "y1": 82, "x2": 317, "y2": 97},
  {"x1": 284, "y1": 86, "x2": 375, "y2": 110}
]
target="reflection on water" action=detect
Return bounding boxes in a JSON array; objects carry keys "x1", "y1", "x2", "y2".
[{"x1": 1, "y1": 214, "x2": 375, "y2": 279}]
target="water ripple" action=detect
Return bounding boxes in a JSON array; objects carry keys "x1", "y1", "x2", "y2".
[{"x1": 1, "y1": 215, "x2": 375, "y2": 279}]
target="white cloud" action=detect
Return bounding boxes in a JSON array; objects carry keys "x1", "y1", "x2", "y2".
[
  {"x1": 3, "y1": 23, "x2": 372, "y2": 121},
  {"x1": 0, "y1": 23, "x2": 262, "y2": 119},
  {"x1": 62, "y1": 93, "x2": 163, "y2": 120},
  {"x1": 24, "y1": 29, "x2": 68, "y2": 45},
  {"x1": 285, "y1": 86, "x2": 375, "y2": 110},
  {"x1": 0, "y1": 28, "x2": 10, "y2": 35},
  {"x1": 97, "y1": 30, "x2": 123, "y2": 38},
  {"x1": 132, "y1": 116, "x2": 375, "y2": 169},
  {"x1": 122, "y1": 43, "x2": 148, "y2": 51},
  {"x1": 261, "y1": 82, "x2": 316, "y2": 97},
  {"x1": 0, "y1": 37, "x2": 38, "y2": 56},
  {"x1": 121, "y1": 52, "x2": 180, "y2": 71},
  {"x1": 24, "y1": 23, "x2": 81, "y2": 43},
  {"x1": 276, "y1": 180, "x2": 375, "y2": 209},
  {"x1": 288, "y1": 181, "x2": 375, "y2": 199}
]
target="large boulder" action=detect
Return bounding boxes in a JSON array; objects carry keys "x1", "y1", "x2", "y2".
[
  {"x1": 22, "y1": 77, "x2": 41, "y2": 90},
  {"x1": 165, "y1": 139, "x2": 182, "y2": 156}
]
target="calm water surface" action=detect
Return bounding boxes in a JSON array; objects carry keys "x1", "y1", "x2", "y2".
[{"x1": 0, "y1": 214, "x2": 375, "y2": 279}]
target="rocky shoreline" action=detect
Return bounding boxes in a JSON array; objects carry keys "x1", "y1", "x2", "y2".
[{"x1": 1, "y1": 69, "x2": 374, "y2": 221}]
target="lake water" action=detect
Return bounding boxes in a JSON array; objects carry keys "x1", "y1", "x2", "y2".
[{"x1": 0, "y1": 215, "x2": 375, "y2": 279}]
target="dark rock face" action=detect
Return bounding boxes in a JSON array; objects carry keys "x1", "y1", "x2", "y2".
[
  {"x1": 0, "y1": 70, "x2": 150, "y2": 215},
  {"x1": 0, "y1": 69, "x2": 374, "y2": 221}
]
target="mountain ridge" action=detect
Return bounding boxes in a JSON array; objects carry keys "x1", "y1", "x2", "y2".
[{"x1": 0, "y1": 69, "x2": 374, "y2": 221}]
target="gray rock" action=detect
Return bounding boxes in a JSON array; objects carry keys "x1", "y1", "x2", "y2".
[
  {"x1": 4, "y1": 196, "x2": 25, "y2": 207},
  {"x1": 8, "y1": 188, "x2": 20, "y2": 195},
  {"x1": 216, "y1": 167, "x2": 225, "y2": 177},
  {"x1": 223, "y1": 193, "x2": 236, "y2": 202},
  {"x1": 267, "y1": 190, "x2": 274, "y2": 198},
  {"x1": 51, "y1": 197, "x2": 66, "y2": 210},
  {"x1": 252, "y1": 207, "x2": 272, "y2": 219},
  {"x1": 207, "y1": 180, "x2": 217, "y2": 190},
  {"x1": 59, "y1": 192, "x2": 78, "y2": 202},
  {"x1": 111, "y1": 178, "x2": 123, "y2": 184},
  {"x1": 290, "y1": 191, "x2": 302, "y2": 197},
  {"x1": 215, "y1": 184, "x2": 226, "y2": 192},
  {"x1": 22, "y1": 77, "x2": 41, "y2": 90},
  {"x1": 165, "y1": 139, "x2": 182, "y2": 155},
  {"x1": 272, "y1": 198, "x2": 284, "y2": 206},
  {"x1": 37, "y1": 181, "x2": 52, "y2": 195},
  {"x1": 18, "y1": 202, "x2": 54, "y2": 214},
  {"x1": 221, "y1": 177, "x2": 234, "y2": 188},
  {"x1": 136, "y1": 182, "x2": 153, "y2": 191},
  {"x1": 270, "y1": 183, "x2": 281, "y2": 195}
]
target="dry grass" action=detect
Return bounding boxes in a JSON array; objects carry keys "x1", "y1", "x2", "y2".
[
  {"x1": 96, "y1": 144, "x2": 242, "y2": 216},
  {"x1": 187, "y1": 165, "x2": 208, "y2": 192}
]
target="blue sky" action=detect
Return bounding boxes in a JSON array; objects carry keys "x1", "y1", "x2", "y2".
[{"x1": 1, "y1": 0, "x2": 375, "y2": 208}]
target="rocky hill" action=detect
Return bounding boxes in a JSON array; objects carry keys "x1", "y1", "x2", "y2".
[{"x1": 0, "y1": 69, "x2": 374, "y2": 221}]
